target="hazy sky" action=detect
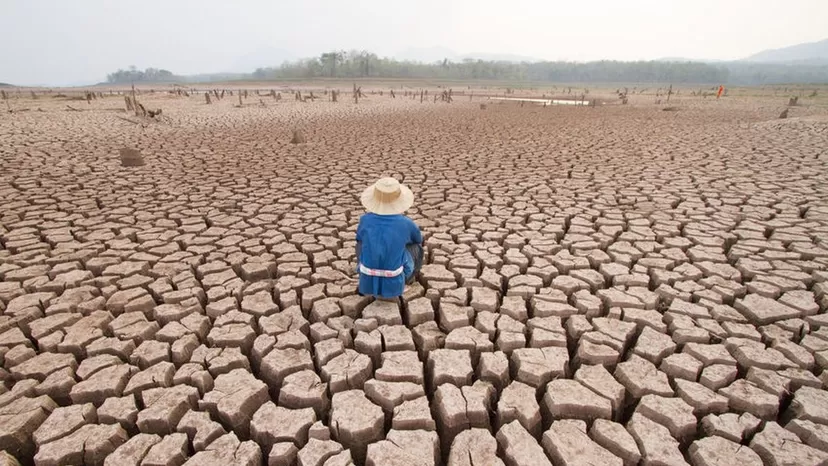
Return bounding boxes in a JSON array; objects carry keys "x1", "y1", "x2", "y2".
[{"x1": 1, "y1": 0, "x2": 826, "y2": 86}]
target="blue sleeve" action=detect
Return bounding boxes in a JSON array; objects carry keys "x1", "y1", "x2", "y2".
[
  {"x1": 356, "y1": 216, "x2": 365, "y2": 242},
  {"x1": 408, "y1": 218, "x2": 423, "y2": 244}
]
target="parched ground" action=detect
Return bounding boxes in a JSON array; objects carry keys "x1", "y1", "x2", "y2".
[{"x1": 2, "y1": 87, "x2": 828, "y2": 466}]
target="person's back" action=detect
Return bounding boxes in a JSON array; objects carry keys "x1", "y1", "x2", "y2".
[{"x1": 356, "y1": 178, "x2": 423, "y2": 299}]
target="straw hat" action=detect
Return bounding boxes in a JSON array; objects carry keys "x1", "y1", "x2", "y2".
[{"x1": 361, "y1": 177, "x2": 414, "y2": 215}]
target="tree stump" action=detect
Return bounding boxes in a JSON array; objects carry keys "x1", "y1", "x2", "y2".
[
  {"x1": 125, "y1": 96, "x2": 134, "y2": 112},
  {"x1": 788, "y1": 97, "x2": 799, "y2": 106},
  {"x1": 291, "y1": 130, "x2": 306, "y2": 144},
  {"x1": 779, "y1": 108, "x2": 789, "y2": 119},
  {"x1": 119, "y1": 148, "x2": 145, "y2": 167},
  {"x1": 135, "y1": 102, "x2": 148, "y2": 118},
  {"x1": 205, "y1": 93, "x2": 212, "y2": 105}
]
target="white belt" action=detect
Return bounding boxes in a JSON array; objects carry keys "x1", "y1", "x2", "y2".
[{"x1": 359, "y1": 263, "x2": 404, "y2": 278}]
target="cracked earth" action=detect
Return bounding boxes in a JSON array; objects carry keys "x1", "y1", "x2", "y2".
[{"x1": 1, "y1": 87, "x2": 828, "y2": 465}]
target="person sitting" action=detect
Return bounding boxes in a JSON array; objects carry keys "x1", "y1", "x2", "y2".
[{"x1": 356, "y1": 177, "x2": 423, "y2": 299}]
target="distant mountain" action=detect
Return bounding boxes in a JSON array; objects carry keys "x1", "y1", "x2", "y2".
[
  {"x1": 0, "y1": 82, "x2": 13, "y2": 87},
  {"x1": 744, "y1": 38, "x2": 828, "y2": 64}
]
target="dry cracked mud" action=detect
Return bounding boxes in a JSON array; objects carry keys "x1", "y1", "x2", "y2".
[{"x1": 2, "y1": 85, "x2": 828, "y2": 465}]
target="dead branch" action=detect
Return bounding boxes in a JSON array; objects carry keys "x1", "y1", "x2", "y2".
[{"x1": 116, "y1": 115, "x2": 140, "y2": 125}]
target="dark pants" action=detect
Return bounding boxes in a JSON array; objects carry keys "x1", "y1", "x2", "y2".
[{"x1": 356, "y1": 242, "x2": 424, "y2": 284}]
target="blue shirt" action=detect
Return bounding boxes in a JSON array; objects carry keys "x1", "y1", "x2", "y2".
[{"x1": 356, "y1": 213, "x2": 422, "y2": 298}]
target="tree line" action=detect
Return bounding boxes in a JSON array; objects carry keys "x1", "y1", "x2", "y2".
[
  {"x1": 251, "y1": 50, "x2": 730, "y2": 83},
  {"x1": 106, "y1": 66, "x2": 179, "y2": 84},
  {"x1": 254, "y1": 50, "x2": 828, "y2": 85},
  {"x1": 105, "y1": 51, "x2": 828, "y2": 85}
]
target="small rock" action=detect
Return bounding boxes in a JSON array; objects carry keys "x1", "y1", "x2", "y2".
[
  {"x1": 786, "y1": 386, "x2": 828, "y2": 425},
  {"x1": 510, "y1": 347, "x2": 569, "y2": 392},
  {"x1": 447, "y1": 428, "x2": 504, "y2": 466},
  {"x1": 138, "y1": 385, "x2": 199, "y2": 435},
  {"x1": 589, "y1": 419, "x2": 641, "y2": 465},
  {"x1": 142, "y1": 432, "x2": 188, "y2": 466},
  {"x1": 634, "y1": 394, "x2": 697, "y2": 441},
  {"x1": 615, "y1": 355, "x2": 673, "y2": 398},
  {"x1": 199, "y1": 369, "x2": 269, "y2": 438},
  {"x1": 176, "y1": 409, "x2": 226, "y2": 452},
  {"x1": 427, "y1": 349, "x2": 473, "y2": 389},
  {"x1": 718, "y1": 379, "x2": 779, "y2": 420},
  {"x1": 104, "y1": 433, "x2": 162, "y2": 466},
  {"x1": 689, "y1": 435, "x2": 763, "y2": 466},
  {"x1": 32, "y1": 403, "x2": 97, "y2": 447},
  {"x1": 543, "y1": 419, "x2": 621, "y2": 466},
  {"x1": 497, "y1": 381, "x2": 541, "y2": 436},
  {"x1": 250, "y1": 402, "x2": 315, "y2": 452},
  {"x1": 392, "y1": 396, "x2": 435, "y2": 431},
  {"x1": 182, "y1": 432, "x2": 261, "y2": 466},
  {"x1": 626, "y1": 413, "x2": 688, "y2": 466},
  {"x1": 34, "y1": 423, "x2": 128, "y2": 466},
  {"x1": 750, "y1": 421, "x2": 828, "y2": 466},
  {"x1": 497, "y1": 420, "x2": 552, "y2": 466},
  {"x1": 543, "y1": 379, "x2": 612, "y2": 422},
  {"x1": 329, "y1": 390, "x2": 384, "y2": 464}
]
